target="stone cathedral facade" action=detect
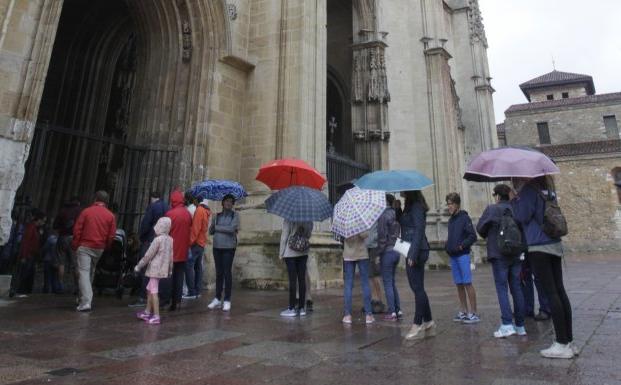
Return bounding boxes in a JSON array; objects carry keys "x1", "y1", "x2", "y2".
[{"x1": 0, "y1": 0, "x2": 496, "y2": 287}]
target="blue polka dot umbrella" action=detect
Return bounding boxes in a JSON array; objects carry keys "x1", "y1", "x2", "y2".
[{"x1": 332, "y1": 187, "x2": 386, "y2": 238}]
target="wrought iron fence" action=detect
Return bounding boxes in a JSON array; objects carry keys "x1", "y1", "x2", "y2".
[{"x1": 326, "y1": 152, "x2": 370, "y2": 204}]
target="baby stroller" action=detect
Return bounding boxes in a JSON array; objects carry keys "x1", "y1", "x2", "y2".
[{"x1": 93, "y1": 229, "x2": 131, "y2": 298}]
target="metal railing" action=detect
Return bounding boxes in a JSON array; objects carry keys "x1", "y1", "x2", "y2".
[{"x1": 326, "y1": 152, "x2": 370, "y2": 204}]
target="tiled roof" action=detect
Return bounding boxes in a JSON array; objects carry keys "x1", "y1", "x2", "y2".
[
  {"x1": 505, "y1": 92, "x2": 621, "y2": 114},
  {"x1": 519, "y1": 70, "x2": 595, "y2": 100},
  {"x1": 536, "y1": 139, "x2": 621, "y2": 158},
  {"x1": 520, "y1": 70, "x2": 592, "y2": 87}
]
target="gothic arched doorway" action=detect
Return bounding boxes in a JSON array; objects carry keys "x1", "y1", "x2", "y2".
[{"x1": 18, "y1": 0, "x2": 227, "y2": 230}]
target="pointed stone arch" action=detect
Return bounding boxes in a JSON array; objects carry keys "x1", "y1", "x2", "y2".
[{"x1": 15, "y1": 0, "x2": 232, "y2": 228}]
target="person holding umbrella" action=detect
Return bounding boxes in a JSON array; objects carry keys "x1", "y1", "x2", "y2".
[
  {"x1": 207, "y1": 194, "x2": 240, "y2": 312},
  {"x1": 332, "y1": 187, "x2": 386, "y2": 325},
  {"x1": 511, "y1": 176, "x2": 574, "y2": 359},
  {"x1": 400, "y1": 191, "x2": 435, "y2": 340},
  {"x1": 264, "y1": 186, "x2": 332, "y2": 317}
]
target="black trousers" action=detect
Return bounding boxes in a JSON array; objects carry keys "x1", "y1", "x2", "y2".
[
  {"x1": 405, "y1": 252, "x2": 432, "y2": 325},
  {"x1": 170, "y1": 261, "x2": 186, "y2": 308},
  {"x1": 214, "y1": 248, "x2": 236, "y2": 302},
  {"x1": 285, "y1": 256, "x2": 308, "y2": 309},
  {"x1": 529, "y1": 252, "x2": 573, "y2": 344}
]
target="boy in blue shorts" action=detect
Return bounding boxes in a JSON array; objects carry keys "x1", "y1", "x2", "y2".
[{"x1": 445, "y1": 192, "x2": 480, "y2": 324}]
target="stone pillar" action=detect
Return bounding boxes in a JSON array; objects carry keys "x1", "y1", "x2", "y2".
[
  {"x1": 234, "y1": 0, "x2": 342, "y2": 290},
  {"x1": 0, "y1": 0, "x2": 63, "y2": 242},
  {"x1": 351, "y1": 1, "x2": 390, "y2": 171},
  {"x1": 351, "y1": 40, "x2": 391, "y2": 170}
]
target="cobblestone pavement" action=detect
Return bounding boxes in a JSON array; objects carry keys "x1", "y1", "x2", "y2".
[{"x1": 0, "y1": 255, "x2": 619, "y2": 385}]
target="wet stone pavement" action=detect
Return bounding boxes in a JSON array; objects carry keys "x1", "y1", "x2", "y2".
[{"x1": 0, "y1": 255, "x2": 620, "y2": 385}]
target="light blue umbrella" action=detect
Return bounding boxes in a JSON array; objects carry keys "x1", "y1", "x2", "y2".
[
  {"x1": 354, "y1": 170, "x2": 433, "y2": 192},
  {"x1": 265, "y1": 186, "x2": 332, "y2": 222}
]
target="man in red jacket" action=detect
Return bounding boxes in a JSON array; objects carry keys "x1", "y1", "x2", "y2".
[
  {"x1": 72, "y1": 191, "x2": 116, "y2": 312},
  {"x1": 165, "y1": 190, "x2": 192, "y2": 311}
]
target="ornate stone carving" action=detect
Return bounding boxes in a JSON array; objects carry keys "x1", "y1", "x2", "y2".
[
  {"x1": 352, "y1": 55, "x2": 364, "y2": 103},
  {"x1": 182, "y1": 21, "x2": 192, "y2": 62},
  {"x1": 379, "y1": 49, "x2": 390, "y2": 103},
  {"x1": 227, "y1": 4, "x2": 238, "y2": 20},
  {"x1": 353, "y1": 130, "x2": 366, "y2": 141},
  {"x1": 450, "y1": 77, "x2": 465, "y2": 130},
  {"x1": 468, "y1": 0, "x2": 488, "y2": 47},
  {"x1": 367, "y1": 49, "x2": 380, "y2": 102}
]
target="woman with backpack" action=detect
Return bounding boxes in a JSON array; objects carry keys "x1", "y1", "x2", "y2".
[
  {"x1": 512, "y1": 176, "x2": 575, "y2": 359},
  {"x1": 477, "y1": 184, "x2": 526, "y2": 338},
  {"x1": 279, "y1": 220, "x2": 313, "y2": 317}
]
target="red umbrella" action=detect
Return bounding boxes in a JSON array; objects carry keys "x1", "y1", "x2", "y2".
[{"x1": 256, "y1": 158, "x2": 326, "y2": 190}]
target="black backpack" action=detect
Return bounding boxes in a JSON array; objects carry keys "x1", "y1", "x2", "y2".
[
  {"x1": 496, "y1": 208, "x2": 526, "y2": 258},
  {"x1": 538, "y1": 191, "x2": 568, "y2": 239},
  {"x1": 288, "y1": 226, "x2": 310, "y2": 252}
]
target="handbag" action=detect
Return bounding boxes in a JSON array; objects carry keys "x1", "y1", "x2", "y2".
[
  {"x1": 393, "y1": 238, "x2": 411, "y2": 257},
  {"x1": 288, "y1": 227, "x2": 310, "y2": 252}
]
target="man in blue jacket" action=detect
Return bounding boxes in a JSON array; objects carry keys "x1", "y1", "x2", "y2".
[
  {"x1": 129, "y1": 191, "x2": 169, "y2": 307},
  {"x1": 445, "y1": 192, "x2": 480, "y2": 324}
]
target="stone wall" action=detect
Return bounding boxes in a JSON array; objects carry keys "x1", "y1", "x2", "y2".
[
  {"x1": 529, "y1": 84, "x2": 588, "y2": 102},
  {"x1": 504, "y1": 101, "x2": 621, "y2": 147},
  {"x1": 553, "y1": 155, "x2": 621, "y2": 253},
  {"x1": 0, "y1": 0, "x2": 63, "y2": 243}
]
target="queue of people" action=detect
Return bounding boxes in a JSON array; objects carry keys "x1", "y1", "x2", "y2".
[{"x1": 2, "y1": 172, "x2": 573, "y2": 359}]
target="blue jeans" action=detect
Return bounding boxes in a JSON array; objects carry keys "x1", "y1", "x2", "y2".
[
  {"x1": 343, "y1": 259, "x2": 372, "y2": 316},
  {"x1": 185, "y1": 245, "x2": 204, "y2": 296},
  {"x1": 406, "y1": 251, "x2": 432, "y2": 325},
  {"x1": 522, "y1": 255, "x2": 551, "y2": 315},
  {"x1": 43, "y1": 261, "x2": 62, "y2": 294},
  {"x1": 381, "y1": 250, "x2": 401, "y2": 314},
  {"x1": 491, "y1": 257, "x2": 525, "y2": 327}
]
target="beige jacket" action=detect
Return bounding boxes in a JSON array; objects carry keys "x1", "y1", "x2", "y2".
[
  {"x1": 343, "y1": 231, "x2": 370, "y2": 261},
  {"x1": 136, "y1": 217, "x2": 174, "y2": 278},
  {"x1": 279, "y1": 220, "x2": 313, "y2": 258}
]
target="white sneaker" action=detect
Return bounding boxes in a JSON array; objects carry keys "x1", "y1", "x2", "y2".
[
  {"x1": 494, "y1": 324, "x2": 516, "y2": 338},
  {"x1": 540, "y1": 342, "x2": 574, "y2": 359},
  {"x1": 405, "y1": 324, "x2": 424, "y2": 340},
  {"x1": 76, "y1": 304, "x2": 91, "y2": 312},
  {"x1": 515, "y1": 326, "x2": 527, "y2": 336},
  {"x1": 280, "y1": 308, "x2": 298, "y2": 317},
  {"x1": 207, "y1": 298, "x2": 222, "y2": 310},
  {"x1": 222, "y1": 301, "x2": 231, "y2": 312},
  {"x1": 570, "y1": 342, "x2": 580, "y2": 356}
]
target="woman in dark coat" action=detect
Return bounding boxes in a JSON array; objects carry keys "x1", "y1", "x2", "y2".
[
  {"x1": 399, "y1": 191, "x2": 434, "y2": 340},
  {"x1": 512, "y1": 176, "x2": 574, "y2": 359}
]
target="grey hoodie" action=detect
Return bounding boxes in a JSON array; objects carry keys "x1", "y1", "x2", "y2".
[{"x1": 209, "y1": 210, "x2": 240, "y2": 249}]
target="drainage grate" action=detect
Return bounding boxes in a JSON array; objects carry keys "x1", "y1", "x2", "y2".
[{"x1": 46, "y1": 367, "x2": 82, "y2": 376}]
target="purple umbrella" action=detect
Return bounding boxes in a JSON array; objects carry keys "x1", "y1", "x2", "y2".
[{"x1": 463, "y1": 147, "x2": 560, "y2": 182}]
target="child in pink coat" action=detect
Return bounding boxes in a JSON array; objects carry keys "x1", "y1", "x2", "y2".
[{"x1": 134, "y1": 217, "x2": 173, "y2": 324}]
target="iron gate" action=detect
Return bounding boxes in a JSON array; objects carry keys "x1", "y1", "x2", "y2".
[{"x1": 19, "y1": 123, "x2": 179, "y2": 232}]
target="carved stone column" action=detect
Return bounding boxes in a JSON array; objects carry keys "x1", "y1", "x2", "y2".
[{"x1": 351, "y1": 38, "x2": 390, "y2": 171}]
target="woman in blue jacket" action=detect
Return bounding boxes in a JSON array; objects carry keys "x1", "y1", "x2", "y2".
[
  {"x1": 399, "y1": 191, "x2": 434, "y2": 340},
  {"x1": 512, "y1": 176, "x2": 575, "y2": 359}
]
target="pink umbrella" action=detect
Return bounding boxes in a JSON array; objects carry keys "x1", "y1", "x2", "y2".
[{"x1": 463, "y1": 147, "x2": 560, "y2": 182}]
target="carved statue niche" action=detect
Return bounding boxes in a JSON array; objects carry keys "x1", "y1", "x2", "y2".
[
  {"x1": 379, "y1": 49, "x2": 390, "y2": 103},
  {"x1": 352, "y1": 55, "x2": 364, "y2": 103},
  {"x1": 367, "y1": 49, "x2": 380, "y2": 102},
  {"x1": 182, "y1": 21, "x2": 193, "y2": 62}
]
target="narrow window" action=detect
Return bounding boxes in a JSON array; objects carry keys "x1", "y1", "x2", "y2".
[
  {"x1": 537, "y1": 122, "x2": 551, "y2": 145},
  {"x1": 562, "y1": 92, "x2": 569, "y2": 99},
  {"x1": 546, "y1": 94, "x2": 554, "y2": 100},
  {"x1": 604, "y1": 115, "x2": 619, "y2": 139},
  {"x1": 613, "y1": 167, "x2": 621, "y2": 204}
]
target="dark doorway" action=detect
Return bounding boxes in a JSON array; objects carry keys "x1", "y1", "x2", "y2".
[{"x1": 18, "y1": 0, "x2": 176, "y2": 230}]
